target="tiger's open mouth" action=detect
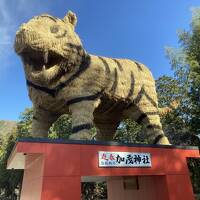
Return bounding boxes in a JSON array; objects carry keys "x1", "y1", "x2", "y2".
[
  {"x1": 21, "y1": 49, "x2": 63, "y2": 73},
  {"x1": 19, "y1": 48, "x2": 68, "y2": 84}
]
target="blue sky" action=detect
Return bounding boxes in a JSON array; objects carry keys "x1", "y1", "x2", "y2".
[{"x1": 0, "y1": 0, "x2": 199, "y2": 120}]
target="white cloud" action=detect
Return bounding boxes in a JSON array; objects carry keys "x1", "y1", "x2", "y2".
[
  {"x1": 0, "y1": 0, "x2": 13, "y2": 52},
  {"x1": 0, "y1": 0, "x2": 50, "y2": 70},
  {"x1": 0, "y1": 0, "x2": 11, "y2": 23},
  {"x1": 0, "y1": 28, "x2": 12, "y2": 45}
]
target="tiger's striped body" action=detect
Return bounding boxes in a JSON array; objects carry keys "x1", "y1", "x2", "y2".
[{"x1": 14, "y1": 11, "x2": 170, "y2": 144}]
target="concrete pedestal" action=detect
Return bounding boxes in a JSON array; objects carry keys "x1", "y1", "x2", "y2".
[{"x1": 7, "y1": 138, "x2": 199, "y2": 200}]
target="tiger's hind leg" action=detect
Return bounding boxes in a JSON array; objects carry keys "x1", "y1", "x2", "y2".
[
  {"x1": 127, "y1": 101, "x2": 170, "y2": 145},
  {"x1": 141, "y1": 113, "x2": 170, "y2": 145}
]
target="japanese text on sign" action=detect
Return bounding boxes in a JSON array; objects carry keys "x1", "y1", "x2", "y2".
[{"x1": 98, "y1": 151, "x2": 151, "y2": 167}]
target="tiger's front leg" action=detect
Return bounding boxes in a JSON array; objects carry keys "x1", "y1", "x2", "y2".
[
  {"x1": 68, "y1": 100, "x2": 100, "y2": 140},
  {"x1": 32, "y1": 106, "x2": 59, "y2": 138}
]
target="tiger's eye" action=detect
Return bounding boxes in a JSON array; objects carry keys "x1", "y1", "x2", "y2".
[{"x1": 50, "y1": 25, "x2": 59, "y2": 33}]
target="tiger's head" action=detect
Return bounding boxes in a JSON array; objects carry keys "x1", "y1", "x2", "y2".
[{"x1": 15, "y1": 11, "x2": 85, "y2": 86}]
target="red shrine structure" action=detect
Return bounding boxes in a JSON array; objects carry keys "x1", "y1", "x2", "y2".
[{"x1": 7, "y1": 138, "x2": 199, "y2": 200}]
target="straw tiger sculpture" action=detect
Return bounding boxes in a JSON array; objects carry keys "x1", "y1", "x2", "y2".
[{"x1": 15, "y1": 11, "x2": 172, "y2": 144}]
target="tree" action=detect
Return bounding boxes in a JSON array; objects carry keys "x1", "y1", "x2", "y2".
[
  {"x1": 49, "y1": 114, "x2": 72, "y2": 139},
  {"x1": 0, "y1": 109, "x2": 73, "y2": 199},
  {"x1": 0, "y1": 131, "x2": 23, "y2": 200},
  {"x1": 114, "y1": 120, "x2": 143, "y2": 143},
  {"x1": 165, "y1": 8, "x2": 200, "y2": 141},
  {"x1": 163, "y1": 8, "x2": 200, "y2": 194},
  {"x1": 156, "y1": 76, "x2": 191, "y2": 145},
  {"x1": 0, "y1": 108, "x2": 34, "y2": 199}
]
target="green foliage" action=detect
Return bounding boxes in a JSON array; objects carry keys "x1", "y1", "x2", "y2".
[
  {"x1": 0, "y1": 110, "x2": 74, "y2": 199},
  {"x1": 0, "y1": 121, "x2": 16, "y2": 138},
  {"x1": 165, "y1": 8, "x2": 200, "y2": 139},
  {"x1": 164, "y1": 7, "x2": 200, "y2": 193},
  {"x1": 156, "y1": 76, "x2": 190, "y2": 144},
  {"x1": 16, "y1": 108, "x2": 33, "y2": 137},
  {"x1": 0, "y1": 108, "x2": 34, "y2": 198},
  {"x1": 115, "y1": 120, "x2": 144, "y2": 143},
  {"x1": 81, "y1": 182, "x2": 107, "y2": 200},
  {"x1": 0, "y1": 132, "x2": 23, "y2": 199},
  {"x1": 156, "y1": 76, "x2": 180, "y2": 105},
  {"x1": 49, "y1": 114, "x2": 72, "y2": 139}
]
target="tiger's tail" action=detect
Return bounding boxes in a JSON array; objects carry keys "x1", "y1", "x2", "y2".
[{"x1": 159, "y1": 99, "x2": 180, "y2": 117}]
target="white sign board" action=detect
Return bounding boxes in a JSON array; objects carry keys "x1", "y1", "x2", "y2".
[{"x1": 98, "y1": 151, "x2": 151, "y2": 168}]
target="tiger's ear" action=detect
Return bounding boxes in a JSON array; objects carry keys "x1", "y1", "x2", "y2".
[{"x1": 63, "y1": 11, "x2": 77, "y2": 28}]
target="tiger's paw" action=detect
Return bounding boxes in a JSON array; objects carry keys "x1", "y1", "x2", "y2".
[
  {"x1": 69, "y1": 132, "x2": 92, "y2": 140},
  {"x1": 156, "y1": 136, "x2": 171, "y2": 145}
]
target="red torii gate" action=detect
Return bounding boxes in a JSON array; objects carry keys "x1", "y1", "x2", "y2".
[{"x1": 7, "y1": 138, "x2": 199, "y2": 200}]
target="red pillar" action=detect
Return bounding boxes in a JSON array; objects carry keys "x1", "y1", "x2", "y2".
[
  {"x1": 165, "y1": 174, "x2": 195, "y2": 200},
  {"x1": 41, "y1": 176, "x2": 81, "y2": 200},
  {"x1": 40, "y1": 144, "x2": 81, "y2": 200},
  {"x1": 20, "y1": 154, "x2": 44, "y2": 200},
  {"x1": 20, "y1": 144, "x2": 82, "y2": 200}
]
